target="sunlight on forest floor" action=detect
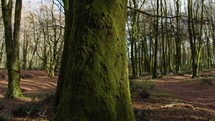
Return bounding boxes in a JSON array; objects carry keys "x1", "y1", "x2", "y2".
[
  {"x1": 131, "y1": 70, "x2": 215, "y2": 120},
  {"x1": 0, "y1": 69, "x2": 215, "y2": 120}
]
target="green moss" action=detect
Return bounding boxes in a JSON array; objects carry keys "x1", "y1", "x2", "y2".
[
  {"x1": 54, "y1": 0, "x2": 135, "y2": 121},
  {"x1": 6, "y1": 66, "x2": 23, "y2": 98}
]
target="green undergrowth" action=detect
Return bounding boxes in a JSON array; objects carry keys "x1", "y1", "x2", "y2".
[
  {"x1": 0, "y1": 114, "x2": 12, "y2": 121},
  {"x1": 11, "y1": 95, "x2": 55, "y2": 120}
]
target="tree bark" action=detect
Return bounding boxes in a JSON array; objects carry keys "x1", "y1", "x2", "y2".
[
  {"x1": 175, "y1": 0, "x2": 181, "y2": 74},
  {"x1": 0, "y1": 39, "x2": 5, "y2": 67},
  {"x1": 54, "y1": 1, "x2": 135, "y2": 120},
  {"x1": 1, "y1": 0, "x2": 23, "y2": 98},
  {"x1": 161, "y1": 0, "x2": 167, "y2": 75},
  {"x1": 55, "y1": 0, "x2": 70, "y2": 107},
  {"x1": 188, "y1": 0, "x2": 198, "y2": 78},
  {"x1": 196, "y1": 0, "x2": 204, "y2": 74},
  {"x1": 152, "y1": 0, "x2": 159, "y2": 79}
]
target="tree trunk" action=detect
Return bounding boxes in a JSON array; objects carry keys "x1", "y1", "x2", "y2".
[
  {"x1": 206, "y1": 31, "x2": 211, "y2": 69},
  {"x1": 0, "y1": 39, "x2": 5, "y2": 67},
  {"x1": 54, "y1": 1, "x2": 135, "y2": 121},
  {"x1": 196, "y1": 0, "x2": 204, "y2": 74},
  {"x1": 188, "y1": 0, "x2": 198, "y2": 78},
  {"x1": 161, "y1": 0, "x2": 167, "y2": 75},
  {"x1": 130, "y1": 1, "x2": 138, "y2": 77},
  {"x1": 152, "y1": 0, "x2": 159, "y2": 79},
  {"x1": 142, "y1": 26, "x2": 150, "y2": 73},
  {"x1": 22, "y1": 30, "x2": 28, "y2": 69},
  {"x1": 1, "y1": 0, "x2": 23, "y2": 98},
  {"x1": 175, "y1": 0, "x2": 181, "y2": 74},
  {"x1": 55, "y1": 0, "x2": 70, "y2": 107}
]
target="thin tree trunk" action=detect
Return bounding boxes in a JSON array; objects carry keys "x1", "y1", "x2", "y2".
[
  {"x1": 152, "y1": 0, "x2": 159, "y2": 79},
  {"x1": 161, "y1": 0, "x2": 167, "y2": 75},
  {"x1": 196, "y1": 0, "x2": 204, "y2": 75},
  {"x1": 22, "y1": 30, "x2": 28, "y2": 69},
  {"x1": 175, "y1": 0, "x2": 181, "y2": 74},
  {"x1": 205, "y1": 29, "x2": 211, "y2": 69},
  {"x1": 0, "y1": 39, "x2": 5, "y2": 67},
  {"x1": 188, "y1": 0, "x2": 198, "y2": 78}
]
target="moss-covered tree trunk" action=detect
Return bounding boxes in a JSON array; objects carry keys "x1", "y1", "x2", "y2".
[
  {"x1": 1, "y1": 0, "x2": 23, "y2": 98},
  {"x1": 55, "y1": 0, "x2": 69, "y2": 107},
  {"x1": 196, "y1": 0, "x2": 204, "y2": 75},
  {"x1": 54, "y1": 1, "x2": 135, "y2": 121}
]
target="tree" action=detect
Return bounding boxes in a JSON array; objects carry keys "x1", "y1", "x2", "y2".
[
  {"x1": 152, "y1": 0, "x2": 159, "y2": 79},
  {"x1": 160, "y1": 0, "x2": 167, "y2": 75},
  {"x1": 20, "y1": 1, "x2": 64, "y2": 73},
  {"x1": 54, "y1": 1, "x2": 135, "y2": 121},
  {"x1": 38, "y1": 0, "x2": 64, "y2": 76},
  {"x1": 27, "y1": 12, "x2": 42, "y2": 69},
  {"x1": 196, "y1": 0, "x2": 204, "y2": 75},
  {"x1": 128, "y1": 0, "x2": 138, "y2": 77},
  {"x1": 1, "y1": 0, "x2": 23, "y2": 98},
  {"x1": 0, "y1": 38, "x2": 5, "y2": 68},
  {"x1": 175, "y1": 0, "x2": 182, "y2": 74},
  {"x1": 55, "y1": 0, "x2": 69, "y2": 108},
  {"x1": 188, "y1": 0, "x2": 197, "y2": 78}
]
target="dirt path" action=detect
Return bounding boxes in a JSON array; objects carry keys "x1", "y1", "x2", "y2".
[{"x1": 155, "y1": 74, "x2": 215, "y2": 115}]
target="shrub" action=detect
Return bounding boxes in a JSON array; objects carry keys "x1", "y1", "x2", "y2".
[
  {"x1": 12, "y1": 95, "x2": 55, "y2": 118},
  {"x1": 0, "y1": 103, "x2": 5, "y2": 110},
  {"x1": 201, "y1": 78, "x2": 213, "y2": 86},
  {"x1": 139, "y1": 89, "x2": 150, "y2": 99},
  {"x1": 134, "y1": 108, "x2": 150, "y2": 121},
  {"x1": 0, "y1": 114, "x2": 12, "y2": 121},
  {"x1": 12, "y1": 102, "x2": 44, "y2": 118}
]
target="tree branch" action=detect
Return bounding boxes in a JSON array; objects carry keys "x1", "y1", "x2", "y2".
[{"x1": 127, "y1": 6, "x2": 186, "y2": 19}]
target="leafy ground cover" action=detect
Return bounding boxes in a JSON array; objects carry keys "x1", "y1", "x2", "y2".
[{"x1": 0, "y1": 69, "x2": 215, "y2": 120}]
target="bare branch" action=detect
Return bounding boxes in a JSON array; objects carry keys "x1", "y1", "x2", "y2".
[{"x1": 127, "y1": 6, "x2": 186, "y2": 19}]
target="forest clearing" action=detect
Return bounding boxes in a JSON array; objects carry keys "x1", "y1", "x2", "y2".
[
  {"x1": 0, "y1": 0, "x2": 214, "y2": 120},
  {"x1": 0, "y1": 69, "x2": 214, "y2": 121}
]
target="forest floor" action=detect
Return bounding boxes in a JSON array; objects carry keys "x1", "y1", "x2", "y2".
[
  {"x1": 0, "y1": 70, "x2": 57, "y2": 121},
  {"x1": 0, "y1": 69, "x2": 214, "y2": 120}
]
